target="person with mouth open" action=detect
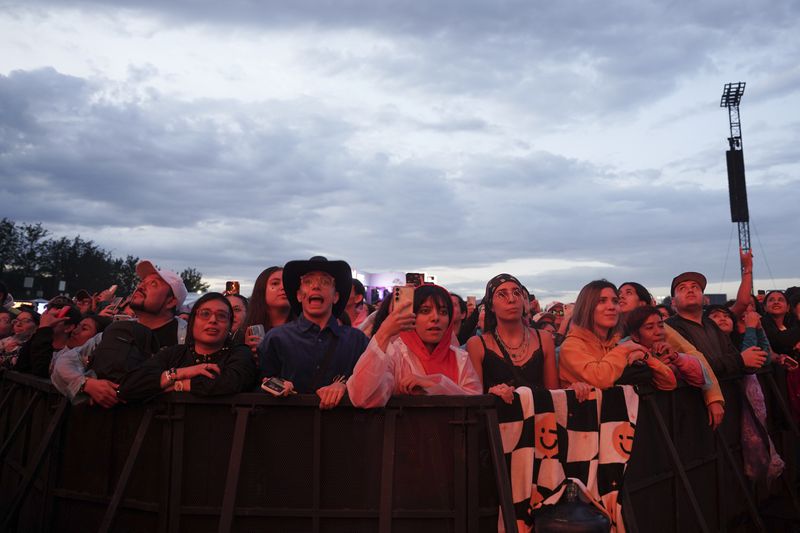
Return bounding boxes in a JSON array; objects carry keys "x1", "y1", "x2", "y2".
[
  {"x1": 116, "y1": 292, "x2": 256, "y2": 400},
  {"x1": 347, "y1": 283, "x2": 482, "y2": 409},
  {"x1": 258, "y1": 256, "x2": 370, "y2": 409}
]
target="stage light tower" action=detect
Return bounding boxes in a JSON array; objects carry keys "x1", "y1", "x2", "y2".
[{"x1": 720, "y1": 82, "x2": 750, "y2": 266}]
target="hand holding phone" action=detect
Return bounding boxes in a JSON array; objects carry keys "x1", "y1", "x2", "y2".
[
  {"x1": 782, "y1": 355, "x2": 799, "y2": 371},
  {"x1": 392, "y1": 286, "x2": 414, "y2": 313},
  {"x1": 106, "y1": 297, "x2": 124, "y2": 314},
  {"x1": 225, "y1": 280, "x2": 240, "y2": 295},
  {"x1": 261, "y1": 377, "x2": 293, "y2": 396},
  {"x1": 466, "y1": 296, "x2": 477, "y2": 314},
  {"x1": 246, "y1": 325, "x2": 265, "y2": 339}
]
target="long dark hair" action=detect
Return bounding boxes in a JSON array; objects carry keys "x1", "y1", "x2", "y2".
[
  {"x1": 186, "y1": 292, "x2": 234, "y2": 347},
  {"x1": 763, "y1": 290, "x2": 798, "y2": 329},
  {"x1": 620, "y1": 282, "x2": 651, "y2": 308},
  {"x1": 244, "y1": 266, "x2": 294, "y2": 332}
]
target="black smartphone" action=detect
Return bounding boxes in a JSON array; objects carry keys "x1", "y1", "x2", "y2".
[{"x1": 405, "y1": 273, "x2": 424, "y2": 288}]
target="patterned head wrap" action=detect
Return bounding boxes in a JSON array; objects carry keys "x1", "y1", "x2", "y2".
[{"x1": 483, "y1": 273, "x2": 524, "y2": 333}]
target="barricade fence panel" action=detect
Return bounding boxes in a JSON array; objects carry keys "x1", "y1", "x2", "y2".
[{"x1": 0, "y1": 368, "x2": 797, "y2": 532}]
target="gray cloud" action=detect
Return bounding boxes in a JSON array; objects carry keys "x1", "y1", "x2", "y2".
[{"x1": 2, "y1": 0, "x2": 799, "y2": 296}]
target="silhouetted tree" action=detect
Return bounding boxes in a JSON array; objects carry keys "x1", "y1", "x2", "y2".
[
  {"x1": 112, "y1": 255, "x2": 141, "y2": 295},
  {"x1": 180, "y1": 267, "x2": 210, "y2": 293}
]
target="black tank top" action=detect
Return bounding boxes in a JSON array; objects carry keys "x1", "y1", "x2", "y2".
[{"x1": 480, "y1": 329, "x2": 545, "y2": 392}]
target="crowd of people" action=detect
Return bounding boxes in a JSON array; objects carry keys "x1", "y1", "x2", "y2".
[{"x1": 1, "y1": 251, "x2": 799, "y2": 429}]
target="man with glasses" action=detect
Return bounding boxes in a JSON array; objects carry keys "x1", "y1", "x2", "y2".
[{"x1": 258, "y1": 256, "x2": 369, "y2": 409}]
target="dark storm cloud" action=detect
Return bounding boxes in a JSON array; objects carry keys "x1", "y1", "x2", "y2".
[
  {"x1": 15, "y1": 0, "x2": 799, "y2": 124},
  {"x1": 3, "y1": 0, "x2": 799, "y2": 293},
  {"x1": 2, "y1": 64, "x2": 797, "y2": 291}
]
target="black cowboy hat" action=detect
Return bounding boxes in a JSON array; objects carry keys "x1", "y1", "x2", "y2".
[{"x1": 283, "y1": 256, "x2": 353, "y2": 318}]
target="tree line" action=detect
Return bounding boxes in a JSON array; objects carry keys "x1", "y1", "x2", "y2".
[{"x1": 0, "y1": 218, "x2": 209, "y2": 301}]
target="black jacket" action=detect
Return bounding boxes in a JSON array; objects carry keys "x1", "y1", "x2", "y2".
[{"x1": 117, "y1": 343, "x2": 256, "y2": 401}]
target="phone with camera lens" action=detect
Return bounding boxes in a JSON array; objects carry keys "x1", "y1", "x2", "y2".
[
  {"x1": 225, "y1": 281, "x2": 240, "y2": 295},
  {"x1": 261, "y1": 376, "x2": 288, "y2": 396},
  {"x1": 392, "y1": 286, "x2": 414, "y2": 312}
]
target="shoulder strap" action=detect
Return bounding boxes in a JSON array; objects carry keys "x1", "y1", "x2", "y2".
[
  {"x1": 478, "y1": 335, "x2": 488, "y2": 351},
  {"x1": 491, "y1": 332, "x2": 532, "y2": 388},
  {"x1": 309, "y1": 334, "x2": 340, "y2": 391}
]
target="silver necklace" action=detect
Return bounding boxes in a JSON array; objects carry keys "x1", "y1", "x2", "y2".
[{"x1": 496, "y1": 328, "x2": 529, "y2": 362}]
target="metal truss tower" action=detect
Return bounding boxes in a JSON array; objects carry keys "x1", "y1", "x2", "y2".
[{"x1": 720, "y1": 82, "x2": 750, "y2": 260}]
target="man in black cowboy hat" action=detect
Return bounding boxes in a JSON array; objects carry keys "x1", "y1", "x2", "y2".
[{"x1": 258, "y1": 256, "x2": 369, "y2": 409}]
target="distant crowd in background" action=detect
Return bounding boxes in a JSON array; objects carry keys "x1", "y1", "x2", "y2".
[{"x1": 1, "y1": 250, "x2": 799, "y2": 483}]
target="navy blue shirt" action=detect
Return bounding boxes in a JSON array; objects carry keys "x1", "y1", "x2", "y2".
[{"x1": 258, "y1": 314, "x2": 369, "y2": 393}]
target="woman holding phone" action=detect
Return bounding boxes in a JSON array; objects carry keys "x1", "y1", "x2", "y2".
[
  {"x1": 347, "y1": 284, "x2": 482, "y2": 408},
  {"x1": 117, "y1": 292, "x2": 256, "y2": 400}
]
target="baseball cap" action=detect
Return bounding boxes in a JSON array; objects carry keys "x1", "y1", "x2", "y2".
[
  {"x1": 670, "y1": 272, "x2": 707, "y2": 296},
  {"x1": 136, "y1": 260, "x2": 188, "y2": 308}
]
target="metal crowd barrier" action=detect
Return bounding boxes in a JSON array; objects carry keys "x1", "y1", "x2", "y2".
[
  {"x1": 1, "y1": 367, "x2": 798, "y2": 532},
  {"x1": 0, "y1": 371, "x2": 513, "y2": 533},
  {"x1": 622, "y1": 368, "x2": 800, "y2": 533}
]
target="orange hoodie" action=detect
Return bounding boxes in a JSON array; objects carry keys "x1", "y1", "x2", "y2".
[{"x1": 559, "y1": 325, "x2": 676, "y2": 391}]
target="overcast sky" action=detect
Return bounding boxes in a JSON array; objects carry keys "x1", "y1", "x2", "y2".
[{"x1": 1, "y1": 0, "x2": 798, "y2": 302}]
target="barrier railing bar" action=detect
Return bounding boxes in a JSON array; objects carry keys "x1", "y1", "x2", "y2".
[
  {"x1": 453, "y1": 407, "x2": 467, "y2": 532},
  {"x1": 0, "y1": 392, "x2": 39, "y2": 464},
  {"x1": 167, "y1": 403, "x2": 186, "y2": 533},
  {"x1": 620, "y1": 488, "x2": 640, "y2": 533},
  {"x1": 42, "y1": 397, "x2": 66, "y2": 533},
  {"x1": 715, "y1": 431, "x2": 726, "y2": 533},
  {"x1": 715, "y1": 429, "x2": 767, "y2": 532},
  {"x1": 776, "y1": 469, "x2": 800, "y2": 520},
  {"x1": 52, "y1": 488, "x2": 160, "y2": 512},
  {"x1": 668, "y1": 393, "x2": 681, "y2": 529},
  {"x1": 466, "y1": 414, "x2": 480, "y2": 533},
  {"x1": 0, "y1": 396, "x2": 68, "y2": 532},
  {"x1": 181, "y1": 506, "x2": 476, "y2": 518},
  {"x1": 482, "y1": 408, "x2": 518, "y2": 533},
  {"x1": 643, "y1": 396, "x2": 711, "y2": 533},
  {"x1": 378, "y1": 409, "x2": 398, "y2": 533},
  {"x1": 99, "y1": 408, "x2": 156, "y2": 533},
  {"x1": 764, "y1": 373, "x2": 800, "y2": 439},
  {"x1": 217, "y1": 406, "x2": 251, "y2": 533},
  {"x1": 312, "y1": 408, "x2": 321, "y2": 533},
  {"x1": 0, "y1": 383, "x2": 18, "y2": 414},
  {"x1": 624, "y1": 453, "x2": 719, "y2": 492},
  {"x1": 157, "y1": 407, "x2": 172, "y2": 533}
]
